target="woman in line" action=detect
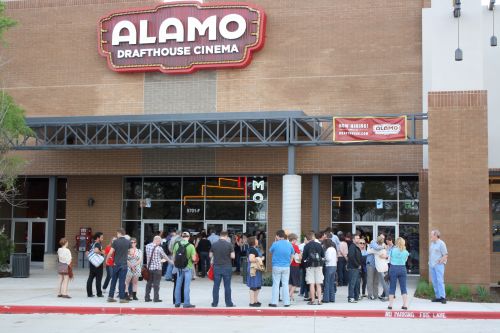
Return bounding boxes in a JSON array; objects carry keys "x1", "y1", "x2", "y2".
[
  {"x1": 125, "y1": 237, "x2": 142, "y2": 300},
  {"x1": 288, "y1": 233, "x2": 301, "y2": 302},
  {"x1": 57, "y1": 238, "x2": 72, "y2": 299},
  {"x1": 247, "y1": 236, "x2": 264, "y2": 307},
  {"x1": 371, "y1": 235, "x2": 390, "y2": 301},
  {"x1": 102, "y1": 237, "x2": 116, "y2": 292},
  {"x1": 337, "y1": 234, "x2": 349, "y2": 286},
  {"x1": 322, "y1": 239, "x2": 337, "y2": 303},
  {"x1": 387, "y1": 237, "x2": 410, "y2": 310},
  {"x1": 359, "y1": 238, "x2": 368, "y2": 298}
]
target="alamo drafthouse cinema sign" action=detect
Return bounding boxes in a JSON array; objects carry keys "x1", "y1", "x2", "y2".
[{"x1": 98, "y1": 2, "x2": 266, "y2": 74}]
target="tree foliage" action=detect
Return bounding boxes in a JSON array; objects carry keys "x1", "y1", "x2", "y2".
[{"x1": 0, "y1": 1, "x2": 16, "y2": 43}]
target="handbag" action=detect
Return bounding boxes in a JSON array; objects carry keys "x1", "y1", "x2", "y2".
[
  {"x1": 87, "y1": 243, "x2": 105, "y2": 267},
  {"x1": 142, "y1": 245, "x2": 158, "y2": 281},
  {"x1": 207, "y1": 264, "x2": 214, "y2": 281},
  {"x1": 68, "y1": 265, "x2": 74, "y2": 279}
]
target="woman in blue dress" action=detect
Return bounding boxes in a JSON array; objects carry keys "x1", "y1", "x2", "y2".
[{"x1": 247, "y1": 236, "x2": 264, "y2": 307}]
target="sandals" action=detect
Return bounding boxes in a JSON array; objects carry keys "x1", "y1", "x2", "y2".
[{"x1": 307, "y1": 301, "x2": 315, "y2": 305}]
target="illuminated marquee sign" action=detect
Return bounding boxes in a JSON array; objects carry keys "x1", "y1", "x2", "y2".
[{"x1": 98, "y1": 2, "x2": 266, "y2": 74}]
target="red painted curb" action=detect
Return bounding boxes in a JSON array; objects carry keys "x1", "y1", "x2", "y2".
[{"x1": 1, "y1": 305, "x2": 499, "y2": 319}]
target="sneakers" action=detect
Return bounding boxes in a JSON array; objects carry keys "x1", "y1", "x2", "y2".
[
  {"x1": 369, "y1": 296, "x2": 376, "y2": 300},
  {"x1": 268, "y1": 303, "x2": 277, "y2": 307},
  {"x1": 348, "y1": 298, "x2": 357, "y2": 303},
  {"x1": 107, "y1": 297, "x2": 116, "y2": 303},
  {"x1": 119, "y1": 299, "x2": 129, "y2": 303},
  {"x1": 175, "y1": 304, "x2": 181, "y2": 308},
  {"x1": 184, "y1": 304, "x2": 196, "y2": 308},
  {"x1": 441, "y1": 298, "x2": 447, "y2": 304},
  {"x1": 153, "y1": 299, "x2": 163, "y2": 303}
]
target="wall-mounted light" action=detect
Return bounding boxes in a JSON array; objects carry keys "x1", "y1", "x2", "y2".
[
  {"x1": 491, "y1": 0, "x2": 497, "y2": 47},
  {"x1": 88, "y1": 197, "x2": 95, "y2": 207},
  {"x1": 453, "y1": 0, "x2": 461, "y2": 18}
]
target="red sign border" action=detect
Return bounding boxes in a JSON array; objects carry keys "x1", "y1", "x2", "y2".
[
  {"x1": 332, "y1": 116, "x2": 408, "y2": 143},
  {"x1": 97, "y1": 1, "x2": 266, "y2": 74}
]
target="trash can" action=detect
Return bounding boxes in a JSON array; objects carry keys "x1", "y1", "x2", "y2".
[
  {"x1": 11, "y1": 253, "x2": 30, "y2": 278},
  {"x1": 240, "y1": 256, "x2": 247, "y2": 283}
]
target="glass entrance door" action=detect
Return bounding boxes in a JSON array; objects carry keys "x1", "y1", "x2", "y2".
[
  {"x1": 141, "y1": 220, "x2": 180, "y2": 249},
  {"x1": 206, "y1": 222, "x2": 245, "y2": 235},
  {"x1": 13, "y1": 219, "x2": 47, "y2": 262},
  {"x1": 354, "y1": 223, "x2": 398, "y2": 244}
]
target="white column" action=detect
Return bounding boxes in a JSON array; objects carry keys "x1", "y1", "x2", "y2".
[{"x1": 282, "y1": 174, "x2": 301, "y2": 236}]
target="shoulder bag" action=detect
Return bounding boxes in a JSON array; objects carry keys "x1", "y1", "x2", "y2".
[
  {"x1": 87, "y1": 243, "x2": 105, "y2": 267},
  {"x1": 141, "y1": 245, "x2": 157, "y2": 281}
]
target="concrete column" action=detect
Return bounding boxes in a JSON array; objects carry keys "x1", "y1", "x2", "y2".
[
  {"x1": 44, "y1": 176, "x2": 58, "y2": 269},
  {"x1": 282, "y1": 174, "x2": 301, "y2": 237},
  {"x1": 312, "y1": 175, "x2": 320, "y2": 232},
  {"x1": 428, "y1": 90, "x2": 490, "y2": 286}
]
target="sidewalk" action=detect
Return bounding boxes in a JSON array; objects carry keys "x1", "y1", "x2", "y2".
[{"x1": 1, "y1": 267, "x2": 499, "y2": 319}]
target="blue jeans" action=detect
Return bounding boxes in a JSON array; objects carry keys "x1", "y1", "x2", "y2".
[
  {"x1": 337, "y1": 257, "x2": 348, "y2": 285},
  {"x1": 175, "y1": 268, "x2": 192, "y2": 306},
  {"x1": 102, "y1": 265, "x2": 112, "y2": 290},
  {"x1": 164, "y1": 262, "x2": 174, "y2": 280},
  {"x1": 389, "y1": 265, "x2": 407, "y2": 295},
  {"x1": 348, "y1": 268, "x2": 360, "y2": 300},
  {"x1": 323, "y1": 266, "x2": 337, "y2": 302},
  {"x1": 430, "y1": 264, "x2": 446, "y2": 299},
  {"x1": 212, "y1": 266, "x2": 233, "y2": 306},
  {"x1": 108, "y1": 264, "x2": 128, "y2": 299},
  {"x1": 271, "y1": 266, "x2": 290, "y2": 305}
]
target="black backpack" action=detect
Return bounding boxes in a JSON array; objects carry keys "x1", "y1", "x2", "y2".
[
  {"x1": 307, "y1": 245, "x2": 323, "y2": 268},
  {"x1": 174, "y1": 241, "x2": 189, "y2": 269}
]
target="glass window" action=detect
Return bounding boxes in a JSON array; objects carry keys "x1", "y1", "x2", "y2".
[
  {"x1": 182, "y1": 201, "x2": 204, "y2": 221},
  {"x1": 399, "y1": 201, "x2": 419, "y2": 222},
  {"x1": 0, "y1": 201, "x2": 12, "y2": 219},
  {"x1": 182, "y1": 177, "x2": 205, "y2": 197},
  {"x1": 246, "y1": 176, "x2": 268, "y2": 201},
  {"x1": 353, "y1": 176, "x2": 397, "y2": 200},
  {"x1": 13, "y1": 201, "x2": 48, "y2": 218},
  {"x1": 332, "y1": 201, "x2": 352, "y2": 222},
  {"x1": 399, "y1": 176, "x2": 419, "y2": 200},
  {"x1": 247, "y1": 201, "x2": 267, "y2": 221},
  {"x1": 123, "y1": 221, "x2": 141, "y2": 247},
  {"x1": 124, "y1": 178, "x2": 142, "y2": 199},
  {"x1": 16, "y1": 178, "x2": 49, "y2": 199},
  {"x1": 332, "y1": 177, "x2": 352, "y2": 200},
  {"x1": 181, "y1": 221, "x2": 204, "y2": 234},
  {"x1": 57, "y1": 178, "x2": 67, "y2": 200},
  {"x1": 143, "y1": 177, "x2": 181, "y2": 200},
  {"x1": 55, "y1": 220, "x2": 65, "y2": 252},
  {"x1": 205, "y1": 201, "x2": 245, "y2": 220},
  {"x1": 206, "y1": 177, "x2": 246, "y2": 200},
  {"x1": 399, "y1": 224, "x2": 420, "y2": 274},
  {"x1": 353, "y1": 201, "x2": 397, "y2": 222},
  {"x1": 246, "y1": 222, "x2": 267, "y2": 237},
  {"x1": 492, "y1": 193, "x2": 500, "y2": 252},
  {"x1": 331, "y1": 223, "x2": 352, "y2": 236},
  {"x1": 123, "y1": 201, "x2": 141, "y2": 220},
  {"x1": 143, "y1": 201, "x2": 181, "y2": 220},
  {"x1": 56, "y1": 201, "x2": 66, "y2": 220}
]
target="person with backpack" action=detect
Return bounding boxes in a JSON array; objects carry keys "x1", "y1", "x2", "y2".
[
  {"x1": 302, "y1": 231, "x2": 325, "y2": 305},
  {"x1": 210, "y1": 231, "x2": 236, "y2": 307},
  {"x1": 172, "y1": 231, "x2": 197, "y2": 308}
]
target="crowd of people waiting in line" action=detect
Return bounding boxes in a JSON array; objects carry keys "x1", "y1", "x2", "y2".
[{"x1": 56, "y1": 227, "x2": 448, "y2": 310}]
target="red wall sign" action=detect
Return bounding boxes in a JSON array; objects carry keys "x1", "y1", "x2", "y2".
[
  {"x1": 333, "y1": 116, "x2": 408, "y2": 142},
  {"x1": 98, "y1": 2, "x2": 266, "y2": 74}
]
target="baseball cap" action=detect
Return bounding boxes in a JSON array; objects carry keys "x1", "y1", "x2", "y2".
[{"x1": 181, "y1": 231, "x2": 190, "y2": 237}]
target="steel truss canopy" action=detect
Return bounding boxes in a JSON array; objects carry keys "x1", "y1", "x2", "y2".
[{"x1": 13, "y1": 111, "x2": 427, "y2": 150}]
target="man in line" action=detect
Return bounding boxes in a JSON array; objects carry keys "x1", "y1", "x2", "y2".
[
  {"x1": 347, "y1": 234, "x2": 362, "y2": 303},
  {"x1": 366, "y1": 233, "x2": 385, "y2": 300},
  {"x1": 87, "y1": 232, "x2": 105, "y2": 298},
  {"x1": 145, "y1": 235, "x2": 169, "y2": 302},
  {"x1": 269, "y1": 229, "x2": 294, "y2": 307},
  {"x1": 208, "y1": 229, "x2": 219, "y2": 244},
  {"x1": 302, "y1": 231, "x2": 325, "y2": 305},
  {"x1": 429, "y1": 229, "x2": 448, "y2": 304},
  {"x1": 106, "y1": 228, "x2": 131, "y2": 303},
  {"x1": 210, "y1": 230, "x2": 236, "y2": 307},
  {"x1": 173, "y1": 231, "x2": 197, "y2": 308}
]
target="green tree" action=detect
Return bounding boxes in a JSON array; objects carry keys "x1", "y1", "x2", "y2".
[{"x1": 0, "y1": 1, "x2": 31, "y2": 202}]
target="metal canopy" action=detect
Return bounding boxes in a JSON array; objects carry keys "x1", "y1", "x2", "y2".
[{"x1": 13, "y1": 112, "x2": 427, "y2": 150}]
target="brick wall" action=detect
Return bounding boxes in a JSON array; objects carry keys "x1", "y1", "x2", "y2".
[
  {"x1": 428, "y1": 91, "x2": 490, "y2": 286},
  {"x1": 65, "y1": 176, "x2": 123, "y2": 265}
]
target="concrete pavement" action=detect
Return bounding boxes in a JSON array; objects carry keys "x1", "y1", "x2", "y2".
[{"x1": 0, "y1": 267, "x2": 499, "y2": 319}]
